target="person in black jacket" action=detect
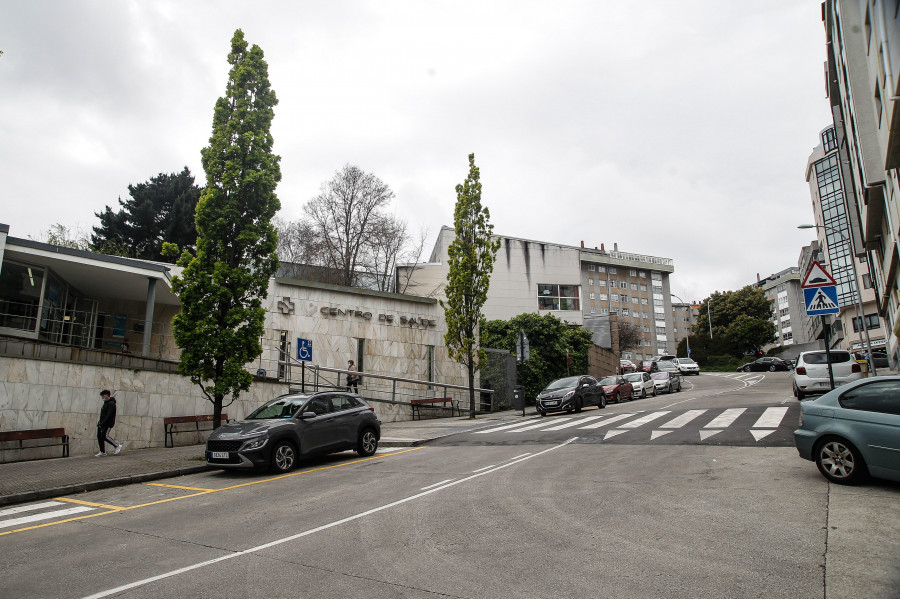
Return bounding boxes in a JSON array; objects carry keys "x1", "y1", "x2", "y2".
[{"x1": 96, "y1": 390, "x2": 122, "y2": 457}]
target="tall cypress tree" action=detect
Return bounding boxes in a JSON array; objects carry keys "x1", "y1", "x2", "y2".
[
  {"x1": 169, "y1": 30, "x2": 281, "y2": 427},
  {"x1": 442, "y1": 153, "x2": 501, "y2": 418}
]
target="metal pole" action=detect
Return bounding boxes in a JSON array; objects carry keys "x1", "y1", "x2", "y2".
[
  {"x1": 707, "y1": 298, "x2": 713, "y2": 339},
  {"x1": 822, "y1": 315, "x2": 835, "y2": 390}
]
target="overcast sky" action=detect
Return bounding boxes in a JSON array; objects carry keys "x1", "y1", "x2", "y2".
[{"x1": 1, "y1": 0, "x2": 832, "y2": 303}]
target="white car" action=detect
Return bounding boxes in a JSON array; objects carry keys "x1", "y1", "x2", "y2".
[
  {"x1": 792, "y1": 350, "x2": 863, "y2": 400},
  {"x1": 675, "y1": 357, "x2": 700, "y2": 375},
  {"x1": 624, "y1": 372, "x2": 656, "y2": 398}
]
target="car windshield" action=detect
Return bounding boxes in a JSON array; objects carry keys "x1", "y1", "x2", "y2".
[
  {"x1": 679, "y1": 358, "x2": 696, "y2": 365},
  {"x1": 599, "y1": 377, "x2": 618, "y2": 385},
  {"x1": 803, "y1": 352, "x2": 851, "y2": 365},
  {"x1": 544, "y1": 376, "x2": 580, "y2": 391},
  {"x1": 658, "y1": 362, "x2": 678, "y2": 371},
  {"x1": 246, "y1": 396, "x2": 309, "y2": 419},
  {"x1": 651, "y1": 373, "x2": 669, "y2": 380},
  {"x1": 624, "y1": 374, "x2": 642, "y2": 382}
]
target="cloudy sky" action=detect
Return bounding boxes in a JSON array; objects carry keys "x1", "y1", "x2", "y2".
[{"x1": 1, "y1": 0, "x2": 832, "y2": 302}]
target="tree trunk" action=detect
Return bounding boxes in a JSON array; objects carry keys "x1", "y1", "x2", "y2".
[
  {"x1": 213, "y1": 394, "x2": 224, "y2": 429},
  {"x1": 468, "y1": 359, "x2": 476, "y2": 419}
]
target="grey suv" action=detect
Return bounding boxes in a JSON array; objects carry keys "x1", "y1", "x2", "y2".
[
  {"x1": 206, "y1": 391, "x2": 381, "y2": 473},
  {"x1": 536, "y1": 375, "x2": 606, "y2": 416}
]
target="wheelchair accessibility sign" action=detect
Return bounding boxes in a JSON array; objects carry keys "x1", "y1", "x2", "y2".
[{"x1": 296, "y1": 338, "x2": 313, "y2": 362}]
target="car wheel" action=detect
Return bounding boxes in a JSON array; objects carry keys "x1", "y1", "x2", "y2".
[
  {"x1": 769, "y1": 365, "x2": 776, "y2": 372},
  {"x1": 538, "y1": 410, "x2": 546, "y2": 417},
  {"x1": 667, "y1": 384, "x2": 673, "y2": 393},
  {"x1": 599, "y1": 395, "x2": 607, "y2": 409},
  {"x1": 743, "y1": 365, "x2": 752, "y2": 372},
  {"x1": 616, "y1": 392, "x2": 623, "y2": 403},
  {"x1": 814, "y1": 437, "x2": 868, "y2": 484},
  {"x1": 270, "y1": 440, "x2": 297, "y2": 473},
  {"x1": 796, "y1": 387, "x2": 805, "y2": 400},
  {"x1": 357, "y1": 428, "x2": 379, "y2": 457},
  {"x1": 640, "y1": 388, "x2": 647, "y2": 399},
  {"x1": 575, "y1": 398, "x2": 583, "y2": 413}
]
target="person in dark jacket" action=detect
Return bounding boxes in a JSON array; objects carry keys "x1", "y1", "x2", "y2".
[{"x1": 96, "y1": 390, "x2": 122, "y2": 457}]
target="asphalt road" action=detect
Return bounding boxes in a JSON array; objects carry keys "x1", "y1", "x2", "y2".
[{"x1": 2, "y1": 372, "x2": 898, "y2": 599}]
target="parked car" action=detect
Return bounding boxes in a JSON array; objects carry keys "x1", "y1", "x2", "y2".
[
  {"x1": 651, "y1": 371, "x2": 682, "y2": 393},
  {"x1": 792, "y1": 350, "x2": 863, "y2": 400},
  {"x1": 206, "y1": 391, "x2": 381, "y2": 473},
  {"x1": 739, "y1": 357, "x2": 791, "y2": 372},
  {"x1": 655, "y1": 360, "x2": 681, "y2": 374},
  {"x1": 598, "y1": 376, "x2": 634, "y2": 403},
  {"x1": 624, "y1": 372, "x2": 656, "y2": 398},
  {"x1": 674, "y1": 357, "x2": 700, "y2": 375},
  {"x1": 536, "y1": 375, "x2": 606, "y2": 416},
  {"x1": 619, "y1": 359, "x2": 637, "y2": 374},
  {"x1": 639, "y1": 360, "x2": 658, "y2": 373},
  {"x1": 794, "y1": 376, "x2": 900, "y2": 484},
  {"x1": 653, "y1": 354, "x2": 677, "y2": 362}
]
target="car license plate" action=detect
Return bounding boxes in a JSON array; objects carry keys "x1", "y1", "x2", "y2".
[{"x1": 211, "y1": 452, "x2": 230, "y2": 459}]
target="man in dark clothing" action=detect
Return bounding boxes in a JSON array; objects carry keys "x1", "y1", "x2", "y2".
[
  {"x1": 96, "y1": 390, "x2": 122, "y2": 457},
  {"x1": 346, "y1": 360, "x2": 359, "y2": 393}
]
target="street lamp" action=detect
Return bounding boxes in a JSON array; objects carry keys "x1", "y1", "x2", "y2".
[
  {"x1": 671, "y1": 293, "x2": 691, "y2": 356},
  {"x1": 798, "y1": 224, "x2": 877, "y2": 375}
]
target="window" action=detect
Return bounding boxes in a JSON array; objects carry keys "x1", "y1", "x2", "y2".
[
  {"x1": 839, "y1": 380, "x2": 900, "y2": 415},
  {"x1": 590, "y1": 307, "x2": 595, "y2": 314},
  {"x1": 783, "y1": 331, "x2": 793, "y2": 341},
  {"x1": 639, "y1": 272, "x2": 647, "y2": 278},
  {"x1": 621, "y1": 295, "x2": 629, "y2": 304},
  {"x1": 641, "y1": 298, "x2": 649, "y2": 305},
  {"x1": 631, "y1": 283, "x2": 638, "y2": 290},
  {"x1": 629, "y1": 269, "x2": 636, "y2": 276},
  {"x1": 537, "y1": 284, "x2": 580, "y2": 311},
  {"x1": 597, "y1": 279, "x2": 606, "y2": 287},
  {"x1": 0, "y1": 261, "x2": 46, "y2": 333},
  {"x1": 598, "y1": 266, "x2": 606, "y2": 273},
  {"x1": 651, "y1": 273, "x2": 662, "y2": 281},
  {"x1": 640, "y1": 284, "x2": 647, "y2": 291},
  {"x1": 588, "y1": 265, "x2": 595, "y2": 272},
  {"x1": 589, "y1": 293, "x2": 595, "y2": 300},
  {"x1": 620, "y1": 281, "x2": 628, "y2": 289},
  {"x1": 355, "y1": 338, "x2": 366, "y2": 376},
  {"x1": 599, "y1": 293, "x2": 608, "y2": 301},
  {"x1": 632, "y1": 297, "x2": 639, "y2": 304},
  {"x1": 588, "y1": 278, "x2": 594, "y2": 286},
  {"x1": 863, "y1": 273, "x2": 872, "y2": 289},
  {"x1": 656, "y1": 326, "x2": 667, "y2": 335},
  {"x1": 611, "y1": 294, "x2": 620, "y2": 302},
  {"x1": 609, "y1": 267, "x2": 617, "y2": 274},
  {"x1": 852, "y1": 314, "x2": 880, "y2": 332},
  {"x1": 622, "y1": 309, "x2": 630, "y2": 316}
]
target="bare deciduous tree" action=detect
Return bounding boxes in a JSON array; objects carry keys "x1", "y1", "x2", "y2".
[{"x1": 617, "y1": 321, "x2": 644, "y2": 355}]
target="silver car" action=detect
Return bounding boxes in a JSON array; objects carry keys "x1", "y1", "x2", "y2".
[{"x1": 624, "y1": 372, "x2": 656, "y2": 398}]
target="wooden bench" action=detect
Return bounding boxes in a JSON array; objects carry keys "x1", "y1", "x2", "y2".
[
  {"x1": 164, "y1": 414, "x2": 228, "y2": 448},
  {"x1": 410, "y1": 397, "x2": 459, "y2": 420},
  {"x1": 0, "y1": 428, "x2": 69, "y2": 458}
]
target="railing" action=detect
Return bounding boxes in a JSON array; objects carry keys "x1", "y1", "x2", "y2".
[{"x1": 605, "y1": 251, "x2": 674, "y2": 267}]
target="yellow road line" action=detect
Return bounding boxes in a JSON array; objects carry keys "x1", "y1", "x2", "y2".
[
  {"x1": 146, "y1": 483, "x2": 218, "y2": 492},
  {"x1": 0, "y1": 447, "x2": 424, "y2": 537},
  {"x1": 54, "y1": 497, "x2": 123, "y2": 510}
]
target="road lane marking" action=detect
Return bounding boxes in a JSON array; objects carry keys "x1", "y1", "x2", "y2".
[
  {"x1": 0, "y1": 447, "x2": 425, "y2": 538},
  {"x1": 618, "y1": 411, "x2": 671, "y2": 428},
  {"x1": 703, "y1": 408, "x2": 746, "y2": 428},
  {"x1": 660, "y1": 410, "x2": 707, "y2": 428},
  {"x1": 55, "y1": 497, "x2": 123, "y2": 510},
  {"x1": 0, "y1": 501, "x2": 65, "y2": 518},
  {"x1": 508, "y1": 453, "x2": 532, "y2": 461},
  {"x1": 506, "y1": 418, "x2": 577, "y2": 432},
  {"x1": 81, "y1": 438, "x2": 579, "y2": 599},
  {"x1": 752, "y1": 407, "x2": 789, "y2": 428},
  {"x1": 472, "y1": 464, "x2": 496, "y2": 473},
  {"x1": 147, "y1": 483, "x2": 218, "y2": 492},
  {"x1": 420, "y1": 479, "x2": 455, "y2": 490},
  {"x1": 0, "y1": 506, "x2": 94, "y2": 529}
]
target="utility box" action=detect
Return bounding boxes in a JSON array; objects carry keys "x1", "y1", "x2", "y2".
[{"x1": 512, "y1": 385, "x2": 524, "y2": 412}]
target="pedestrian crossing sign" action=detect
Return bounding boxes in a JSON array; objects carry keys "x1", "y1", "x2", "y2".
[{"x1": 804, "y1": 285, "x2": 840, "y2": 315}]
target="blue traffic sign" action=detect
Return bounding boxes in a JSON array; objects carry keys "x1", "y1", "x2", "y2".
[
  {"x1": 296, "y1": 338, "x2": 313, "y2": 362},
  {"x1": 804, "y1": 285, "x2": 840, "y2": 315}
]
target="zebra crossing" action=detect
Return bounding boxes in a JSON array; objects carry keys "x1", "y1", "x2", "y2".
[
  {"x1": 472, "y1": 406, "x2": 793, "y2": 444},
  {"x1": 0, "y1": 500, "x2": 95, "y2": 531}
]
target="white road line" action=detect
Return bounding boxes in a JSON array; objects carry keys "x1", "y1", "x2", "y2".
[
  {"x1": 660, "y1": 410, "x2": 707, "y2": 429},
  {"x1": 474, "y1": 420, "x2": 540, "y2": 434},
  {"x1": 540, "y1": 415, "x2": 606, "y2": 431},
  {"x1": 508, "y1": 453, "x2": 532, "y2": 461},
  {"x1": 0, "y1": 506, "x2": 94, "y2": 530},
  {"x1": 578, "y1": 413, "x2": 636, "y2": 429},
  {"x1": 506, "y1": 418, "x2": 576, "y2": 433},
  {"x1": 472, "y1": 464, "x2": 497, "y2": 473},
  {"x1": 420, "y1": 479, "x2": 455, "y2": 490},
  {"x1": 82, "y1": 437, "x2": 579, "y2": 599},
  {"x1": 752, "y1": 407, "x2": 789, "y2": 429},
  {"x1": 0, "y1": 501, "x2": 64, "y2": 518},
  {"x1": 703, "y1": 408, "x2": 746, "y2": 428}
]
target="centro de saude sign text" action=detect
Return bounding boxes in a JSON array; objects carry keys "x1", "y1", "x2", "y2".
[{"x1": 319, "y1": 306, "x2": 437, "y2": 328}]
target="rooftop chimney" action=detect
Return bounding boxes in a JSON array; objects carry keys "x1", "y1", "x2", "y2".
[
  {"x1": 601, "y1": 243, "x2": 605, "y2": 251},
  {"x1": 580, "y1": 240, "x2": 584, "y2": 248},
  {"x1": 614, "y1": 243, "x2": 618, "y2": 251}
]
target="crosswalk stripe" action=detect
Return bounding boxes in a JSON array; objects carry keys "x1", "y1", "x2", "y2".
[
  {"x1": 660, "y1": 410, "x2": 707, "y2": 429},
  {"x1": 540, "y1": 415, "x2": 607, "y2": 431},
  {"x1": 474, "y1": 420, "x2": 541, "y2": 434},
  {"x1": 0, "y1": 506, "x2": 94, "y2": 529},
  {"x1": 0, "y1": 501, "x2": 64, "y2": 518},
  {"x1": 578, "y1": 413, "x2": 636, "y2": 429},
  {"x1": 703, "y1": 408, "x2": 746, "y2": 428},
  {"x1": 507, "y1": 418, "x2": 577, "y2": 433},
  {"x1": 753, "y1": 407, "x2": 789, "y2": 428},
  {"x1": 619, "y1": 411, "x2": 671, "y2": 428}
]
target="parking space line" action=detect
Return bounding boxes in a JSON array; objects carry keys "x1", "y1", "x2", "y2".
[
  {"x1": 146, "y1": 483, "x2": 218, "y2": 492},
  {"x1": 55, "y1": 497, "x2": 123, "y2": 510},
  {"x1": 0, "y1": 447, "x2": 425, "y2": 538}
]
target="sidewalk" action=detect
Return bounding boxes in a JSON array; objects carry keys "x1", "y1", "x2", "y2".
[{"x1": 0, "y1": 409, "x2": 531, "y2": 507}]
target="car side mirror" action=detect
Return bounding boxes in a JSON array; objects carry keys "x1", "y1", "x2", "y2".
[
  {"x1": 300, "y1": 411, "x2": 317, "y2": 419},
  {"x1": 582, "y1": 383, "x2": 589, "y2": 388}
]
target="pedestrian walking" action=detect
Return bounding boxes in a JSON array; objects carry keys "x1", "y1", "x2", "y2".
[
  {"x1": 96, "y1": 390, "x2": 122, "y2": 457},
  {"x1": 346, "y1": 359, "x2": 359, "y2": 393}
]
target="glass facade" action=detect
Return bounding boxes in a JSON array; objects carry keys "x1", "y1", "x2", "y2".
[{"x1": 814, "y1": 153, "x2": 857, "y2": 307}]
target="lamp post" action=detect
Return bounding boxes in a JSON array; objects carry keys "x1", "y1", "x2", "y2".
[
  {"x1": 707, "y1": 296, "x2": 713, "y2": 339},
  {"x1": 798, "y1": 224, "x2": 877, "y2": 376},
  {"x1": 671, "y1": 293, "x2": 691, "y2": 357}
]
